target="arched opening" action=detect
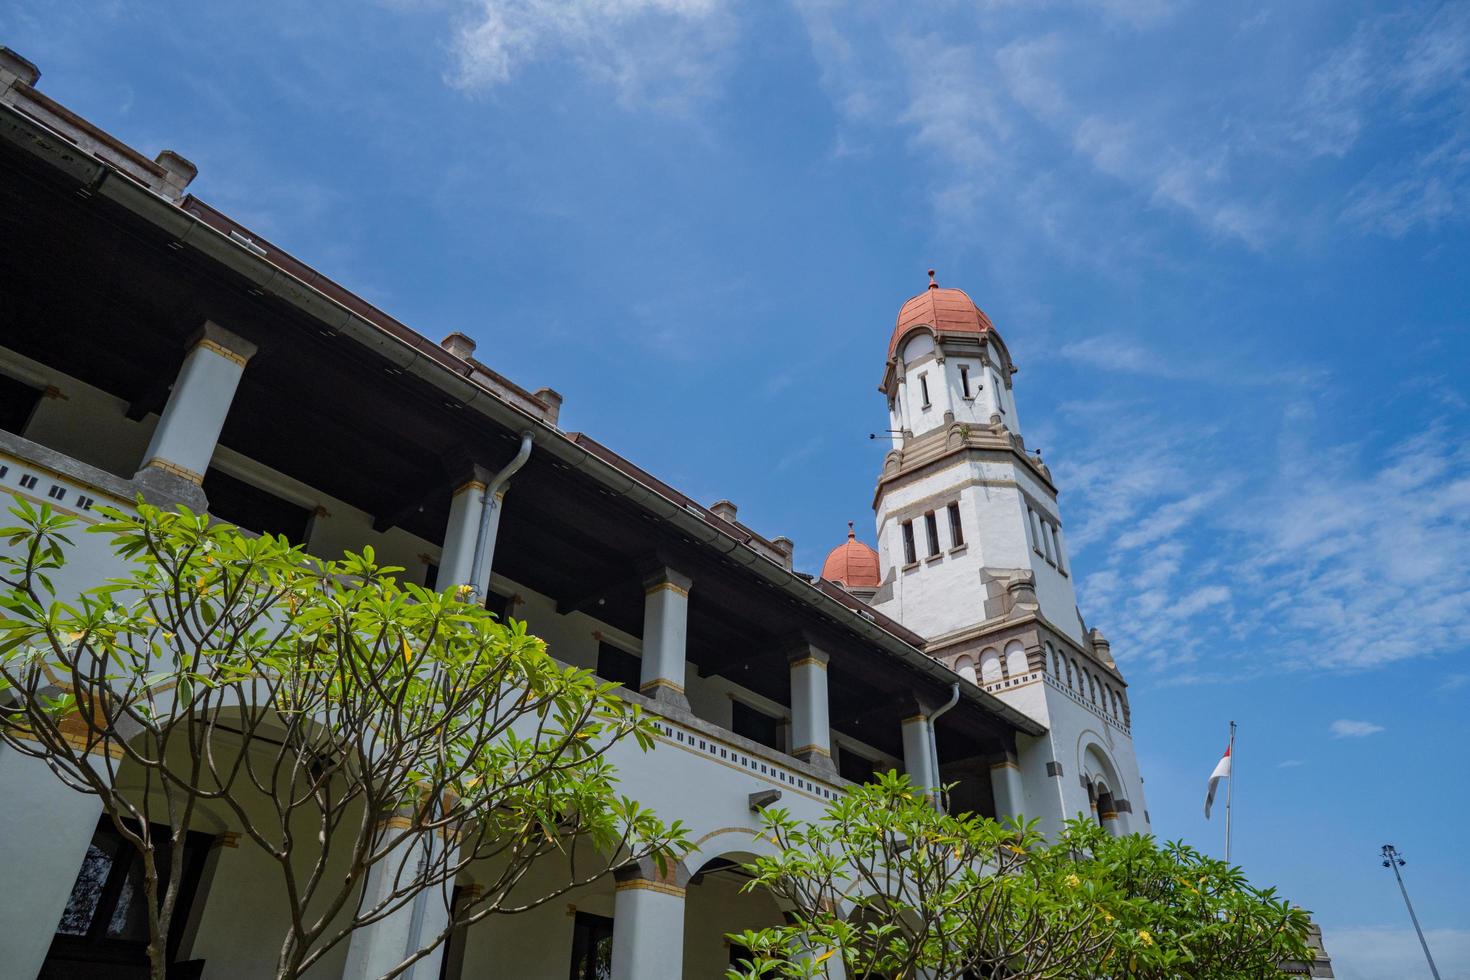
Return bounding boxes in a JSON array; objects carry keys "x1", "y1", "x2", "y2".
[
  {"x1": 684, "y1": 850, "x2": 787, "y2": 978},
  {"x1": 979, "y1": 649, "x2": 1002, "y2": 684},
  {"x1": 955, "y1": 655, "x2": 977, "y2": 684}
]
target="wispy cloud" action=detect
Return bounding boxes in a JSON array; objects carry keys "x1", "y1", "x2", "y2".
[
  {"x1": 1276, "y1": 759, "x2": 1306, "y2": 768},
  {"x1": 1330, "y1": 719, "x2": 1385, "y2": 738},
  {"x1": 447, "y1": 0, "x2": 735, "y2": 110}
]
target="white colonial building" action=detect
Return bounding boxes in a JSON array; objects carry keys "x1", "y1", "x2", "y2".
[{"x1": 0, "y1": 47, "x2": 1160, "y2": 980}]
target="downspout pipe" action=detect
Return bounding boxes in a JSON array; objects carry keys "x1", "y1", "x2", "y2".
[
  {"x1": 926, "y1": 683, "x2": 960, "y2": 808},
  {"x1": 466, "y1": 430, "x2": 533, "y2": 601}
]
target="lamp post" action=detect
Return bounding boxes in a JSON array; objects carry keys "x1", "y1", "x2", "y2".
[{"x1": 1380, "y1": 844, "x2": 1440, "y2": 980}]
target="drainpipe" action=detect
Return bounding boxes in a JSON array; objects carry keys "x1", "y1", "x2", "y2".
[
  {"x1": 926, "y1": 683, "x2": 960, "y2": 808},
  {"x1": 466, "y1": 431, "x2": 533, "y2": 601}
]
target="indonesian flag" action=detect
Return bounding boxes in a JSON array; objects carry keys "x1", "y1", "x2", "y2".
[{"x1": 1204, "y1": 744, "x2": 1231, "y2": 818}]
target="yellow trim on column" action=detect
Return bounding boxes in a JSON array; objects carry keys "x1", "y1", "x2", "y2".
[
  {"x1": 453, "y1": 479, "x2": 488, "y2": 496},
  {"x1": 789, "y1": 656, "x2": 828, "y2": 671},
  {"x1": 1099, "y1": 811, "x2": 1118, "y2": 821},
  {"x1": 793, "y1": 744, "x2": 832, "y2": 758},
  {"x1": 212, "y1": 832, "x2": 241, "y2": 849},
  {"x1": 615, "y1": 879, "x2": 687, "y2": 899},
  {"x1": 376, "y1": 815, "x2": 416, "y2": 832},
  {"x1": 900, "y1": 713, "x2": 928, "y2": 725},
  {"x1": 989, "y1": 760, "x2": 1021, "y2": 771},
  {"x1": 639, "y1": 678, "x2": 685, "y2": 696},
  {"x1": 644, "y1": 580, "x2": 690, "y2": 598},
  {"x1": 192, "y1": 337, "x2": 250, "y2": 367},
  {"x1": 142, "y1": 457, "x2": 205, "y2": 485}
]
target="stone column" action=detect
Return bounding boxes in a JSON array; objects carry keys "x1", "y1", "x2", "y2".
[
  {"x1": 610, "y1": 857, "x2": 686, "y2": 980},
  {"x1": 787, "y1": 643, "x2": 834, "y2": 772},
  {"x1": 136, "y1": 321, "x2": 256, "y2": 490},
  {"x1": 341, "y1": 816, "x2": 457, "y2": 980},
  {"x1": 640, "y1": 566, "x2": 692, "y2": 710},
  {"x1": 438, "y1": 466, "x2": 492, "y2": 597},
  {"x1": 0, "y1": 741, "x2": 106, "y2": 979},
  {"x1": 900, "y1": 712, "x2": 935, "y2": 798},
  {"x1": 989, "y1": 752, "x2": 1027, "y2": 823}
]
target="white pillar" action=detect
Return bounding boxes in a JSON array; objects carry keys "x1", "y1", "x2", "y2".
[
  {"x1": 0, "y1": 742, "x2": 105, "y2": 979},
  {"x1": 341, "y1": 823, "x2": 456, "y2": 980},
  {"x1": 137, "y1": 321, "x2": 256, "y2": 486},
  {"x1": 900, "y1": 712, "x2": 934, "y2": 797},
  {"x1": 610, "y1": 859, "x2": 686, "y2": 980},
  {"x1": 787, "y1": 644, "x2": 833, "y2": 772},
  {"x1": 989, "y1": 756, "x2": 1026, "y2": 823},
  {"x1": 640, "y1": 567, "x2": 692, "y2": 710},
  {"x1": 439, "y1": 467, "x2": 491, "y2": 596}
]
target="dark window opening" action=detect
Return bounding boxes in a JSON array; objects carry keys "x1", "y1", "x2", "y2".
[
  {"x1": 484, "y1": 590, "x2": 511, "y2": 622},
  {"x1": 423, "y1": 562, "x2": 439, "y2": 590},
  {"x1": 568, "y1": 911, "x2": 614, "y2": 980},
  {"x1": 838, "y1": 748, "x2": 876, "y2": 785},
  {"x1": 947, "y1": 502, "x2": 964, "y2": 548},
  {"x1": 924, "y1": 511, "x2": 940, "y2": 557},
  {"x1": 919, "y1": 373, "x2": 931, "y2": 408},
  {"x1": 731, "y1": 700, "x2": 781, "y2": 752},
  {"x1": 992, "y1": 373, "x2": 1005, "y2": 413},
  {"x1": 597, "y1": 642, "x2": 642, "y2": 690},
  {"x1": 901, "y1": 521, "x2": 916, "y2": 565},
  {"x1": 44, "y1": 816, "x2": 213, "y2": 979},
  {"x1": 202, "y1": 469, "x2": 311, "y2": 545},
  {"x1": 0, "y1": 372, "x2": 44, "y2": 437},
  {"x1": 959, "y1": 364, "x2": 972, "y2": 399}
]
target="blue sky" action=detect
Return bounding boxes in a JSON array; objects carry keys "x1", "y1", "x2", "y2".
[{"x1": 5, "y1": 0, "x2": 1469, "y2": 975}]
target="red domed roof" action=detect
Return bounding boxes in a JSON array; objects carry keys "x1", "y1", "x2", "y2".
[
  {"x1": 821, "y1": 522, "x2": 880, "y2": 589},
  {"x1": 888, "y1": 270, "x2": 996, "y2": 359}
]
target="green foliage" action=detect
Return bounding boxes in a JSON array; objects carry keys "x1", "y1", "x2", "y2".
[
  {"x1": 726, "y1": 772, "x2": 1311, "y2": 980},
  {"x1": 0, "y1": 497, "x2": 686, "y2": 979}
]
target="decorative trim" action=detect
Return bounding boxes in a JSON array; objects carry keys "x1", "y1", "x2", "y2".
[
  {"x1": 691, "y1": 826, "x2": 762, "y2": 849},
  {"x1": 900, "y1": 713, "x2": 928, "y2": 725},
  {"x1": 192, "y1": 337, "x2": 249, "y2": 367},
  {"x1": 639, "y1": 678, "x2": 685, "y2": 696},
  {"x1": 793, "y1": 744, "x2": 831, "y2": 758},
  {"x1": 644, "y1": 581, "x2": 690, "y2": 598},
  {"x1": 989, "y1": 760, "x2": 1021, "y2": 772},
  {"x1": 789, "y1": 656, "x2": 828, "y2": 671},
  {"x1": 1099, "y1": 811, "x2": 1118, "y2": 821},
  {"x1": 213, "y1": 832, "x2": 241, "y2": 849},
  {"x1": 55, "y1": 731, "x2": 127, "y2": 759},
  {"x1": 614, "y1": 879, "x2": 686, "y2": 899},
  {"x1": 376, "y1": 815, "x2": 415, "y2": 832},
  {"x1": 453, "y1": 479, "x2": 487, "y2": 496},
  {"x1": 142, "y1": 457, "x2": 205, "y2": 485}
]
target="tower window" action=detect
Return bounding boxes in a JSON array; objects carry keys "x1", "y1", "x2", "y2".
[
  {"x1": 919, "y1": 373, "x2": 931, "y2": 408},
  {"x1": 959, "y1": 364, "x2": 972, "y2": 399},
  {"x1": 992, "y1": 373, "x2": 1005, "y2": 413},
  {"x1": 924, "y1": 511, "x2": 940, "y2": 557},
  {"x1": 1051, "y1": 524, "x2": 1066, "y2": 572},
  {"x1": 947, "y1": 502, "x2": 964, "y2": 547},
  {"x1": 901, "y1": 520, "x2": 917, "y2": 565}
]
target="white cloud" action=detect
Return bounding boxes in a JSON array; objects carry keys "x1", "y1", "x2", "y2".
[
  {"x1": 448, "y1": 0, "x2": 733, "y2": 110},
  {"x1": 1330, "y1": 719, "x2": 1385, "y2": 738},
  {"x1": 1441, "y1": 673, "x2": 1470, "y2": 692},
  {"x1": 1276, "y1": 759, "x2": 1306, "y2": 768}
]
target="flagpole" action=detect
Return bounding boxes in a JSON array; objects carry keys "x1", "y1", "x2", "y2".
[{"x1": 1224, "y1": 720, "x2": 1237, "y2": 864}]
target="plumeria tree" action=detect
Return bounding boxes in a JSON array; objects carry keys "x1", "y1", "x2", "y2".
[
  {"x1": 0, "y1": 498, "x2": 686, "y2": 980},
  {"x1": 727, "y1": 772, "x2": 1311, "y2": 979}
]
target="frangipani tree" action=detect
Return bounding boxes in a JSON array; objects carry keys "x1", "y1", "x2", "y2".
[
  {"x1": 727, "y1": 772, "x2": 1311, "y2": 979},
  {"x1": 0, "y1": 498, "x2": 686, "y2": 980}
]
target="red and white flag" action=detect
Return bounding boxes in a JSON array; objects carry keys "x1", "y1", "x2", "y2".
[{"x1": 1204, "y1": 744, "x2": 1231, "y2": 818}]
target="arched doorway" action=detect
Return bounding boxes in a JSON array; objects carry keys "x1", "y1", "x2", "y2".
[{"x1": 683, "y1": 850, "x2": 787, "y2": 979}]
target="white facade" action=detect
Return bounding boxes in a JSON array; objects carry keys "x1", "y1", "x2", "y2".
[{"x1": 869, "y1": 297, "x2": 1149, "y2": 840}]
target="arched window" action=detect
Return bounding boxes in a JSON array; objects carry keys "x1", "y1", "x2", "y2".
[
  {"x1": 955, "y1": 656, "x2": 977, "y2": 684},
  {"x1": 979, "y1": 648, "x2": 1002, "y2": 683},
  {"x1": 1004, "y1": 641, "x2": 1028, "y2": 679}
]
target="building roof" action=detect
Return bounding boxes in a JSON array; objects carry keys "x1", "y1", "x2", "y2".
[
  {"x1": 888, "y1": 270, "x2": 996, "y2": 359},
  {"x1": 821, "y1": 523, "x2": 881, "y2": 589}
]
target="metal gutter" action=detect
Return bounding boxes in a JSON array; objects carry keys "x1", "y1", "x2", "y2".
[{"x1": 0, "y1": 101, "x2": 1046, "y2": 738}]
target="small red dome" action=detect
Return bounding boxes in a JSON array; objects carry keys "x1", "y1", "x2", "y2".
[
  {"x1": 821, "y1": 522, "x2": 880, "y2": 589},
  {"x1": 888, "y1": 271, "x2": 995, "y2": 359}
]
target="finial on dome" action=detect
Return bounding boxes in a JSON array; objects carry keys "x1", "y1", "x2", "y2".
[
  {"x1": 927, "y1": 268, "x2": 938, "y2": 290},
  {"x1": 847, "y1": 520, "x2": 856, "y2": 539}
]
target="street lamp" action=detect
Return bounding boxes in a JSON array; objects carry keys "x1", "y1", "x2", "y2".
[{"x1": 1380, "y1": 844, "x2": 1441, "y2": 980}]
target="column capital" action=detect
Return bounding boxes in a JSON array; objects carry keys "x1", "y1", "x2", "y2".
[
  {"x1": 640, "y1": 564, "x2": 693, "y2": 596},
  {"x1": 779, "y1": 631, "x2": 834, "y2": 668},
  {"x1": 188, "y1": 320, "x2": 258, "y2": 365},
  {"x1": 614, "y1": 855, "x2": 689, "y2": 898}
]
